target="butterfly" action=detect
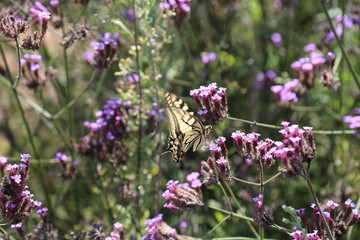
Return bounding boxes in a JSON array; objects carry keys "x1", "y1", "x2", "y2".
[{"x1": 163, "y1": 92, "x2": 212, "y2": 162}]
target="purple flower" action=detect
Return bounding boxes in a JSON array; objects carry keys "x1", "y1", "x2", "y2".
[
  {"x1": 186, "y1": 172, "x2": 202, "y2": 188},
  {"x1": 125, "y1": 8, "x2": 135, "y2": 21},
  {"x1": 162, "y1": 179, "x2": 203, "y2": 212},
  {"x1": 179, "y1": 221, "x2": 188, "y2": 228},
  {"x1": 335, "y1": 15, "x2": 354, "y2": 29},
  {"x1": 343, "y1": 109, "x2": 360, "y2": 131},
  {"x1": 201, "y1": 52, "x2": 217, "y2": 64},
  {"x1": 11, "y1": 174, "x2": 22, "y2": 184},
  {"x1": 142, "y1": 214, "x2": 178, "y2": 240},
  {"x1": 127, "y1": 73, "x2": 140, "y2": 84},
  {"x1": 190, "y1": 83, "x2": 228, "y2": 123},
  {"x1": 303, "y1": 43, "x2": 317, "y2": 52},
  {"x1": 271, "y1": 32, "x2": 282, "y2": 47},
  {"x1": 50, "y1": 0, "x2": 59, "y2": 7}
]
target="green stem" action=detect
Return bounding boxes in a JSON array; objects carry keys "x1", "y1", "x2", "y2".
[
  {"x1": 232, "y1": 172, "x2": 281, "y2": 186},
  {"x1": 13, "y1": 37, "x2": 22, "y2": 88},
  {"x1": 263, "y1": 172, "x2": 281, "y2": 184},
  {"x1": 53, "y1": 70, "x2": 99, "y2": 120},
  {"x1": 0, "y1": 43, "x2": 14, "y2": 84},
  {"x1": 320, "y1": 0, "x2": 360, "y2": 90},
  {"x1": 132, "y1": 0, "x2": 143, "y2": 177},
  {"x1": 259, "y1": 164, "x2": 264, "y2": 240},
  {"x1": 202, "y1": 215, "x2": 231, "y2": 239},
  {"x1": 232, "y1": 176, "x2": 260, "y2": 186},
  {"x1": 208, "y1": 205, "x2": 253, "y2": 222},
  {"x1": 218, "y1": 181, "x2": 234, "y2": 213},
  {"x1": 223, "y1": 182, "x2": 260, "y2": 239},
  {"x1": 227, "y1": 116, "x2": 356, "y2": 135}
]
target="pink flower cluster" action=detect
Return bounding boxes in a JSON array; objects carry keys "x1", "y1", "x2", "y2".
[{"x1": 190, "y1": 83, "x2": 228, "y2": 123}]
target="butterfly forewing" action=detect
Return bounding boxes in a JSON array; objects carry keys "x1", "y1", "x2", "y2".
[{"x1": 163, "y1": 92, "x2": 212, "y2": 162}]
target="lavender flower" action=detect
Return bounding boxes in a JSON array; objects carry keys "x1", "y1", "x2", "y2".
[
  {"x1": 105, "y1": 222, "x2": 125, "y2": 240},
  {"x1": 274, "y1": 122, "x2": 316, "y2": 177},
  {"x1": 83, "y1": 32, "x2": 120, "y2": 69},
  {"x1": 270, "y1": 32, "x2": 282, "y2": 47},
  {"x1": 343, "y1": 108, "x2": 360, "y2": 135},
  {"x1": 255, "y1": 70, "x2": 277, "y2": 89},
  {"x1": 190, "y1": 83, "x2": 228, "y2": 124},
  {"x1": 324, "y1": 15, "x2": 354, "y2": 44},
  {"x1": 293, "y1": 199, "x2": 360, "y2": 239},
  {"x1": 159, "y1": 0, "x2": 192, "y2": 28},
  {"x1": 125, "y1": 8, "x2": 135, "y2": 21},
  {"x1": 30, "y1": 1, "x2": 50, "y2": 22},
  {"x1": 77, "y1": 97, "x2": 131, "y2": 165},
  {"x1": 0, "y1": 153, "x2": 45, "y2": 229},
  {"x1": 232, "y1": 131, "x2": 275, "y2": 167},
  {"x1": 270, "y1": 79, "x2": 300, "y2": 108},
  {"x1": 252, "y1": 194, "x2": 274, "y2": 226},
  {"x1": 20, "y1": 53, "x2": 47, "y2": 91},
  {"x1": 201, "y1": 52, "x2": 217, "y2": 64},
  {"x1": 186, "y1": 172, "x2": 202, "y2": 188},
  {"x1": 142, "y1": 214, "x2": 182, "y2": 240},
  {"x1": 162, "y1": 180, "x2": 204, "y2": 212}
]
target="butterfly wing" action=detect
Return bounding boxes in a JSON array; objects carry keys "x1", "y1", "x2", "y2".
[{"x1": 163, "y1": 92, "x2": 211, "y2": 162}]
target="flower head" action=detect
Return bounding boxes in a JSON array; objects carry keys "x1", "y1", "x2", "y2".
[{"x1": 162, "y1": 179, "x2": 204, "y2": 212}]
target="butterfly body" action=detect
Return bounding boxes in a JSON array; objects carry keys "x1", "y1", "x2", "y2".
[{"x1": 163, "y1": 92, "x2": 212, "y2": 162}]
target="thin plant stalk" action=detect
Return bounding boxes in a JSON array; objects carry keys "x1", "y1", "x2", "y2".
[
  {"x1": 305, "y1": 175, "x2": 334, "y2": 240},
  {"x1": 132, "y1": 0, "x2": 143, "y2": 177},
  {"x1": 13, "y1": 37, "x2": 22, "y2": 88},
  {"x1": 202, "y1": 215, "x2": 231, "y2": 239},
  {"x1": 259, "y1": 163, "x2": 264, "y2": 240},
  {"x1": 227, "y1": 116, "x2": 355, "y2": 135},
  {"x1": 224, "y1": 182, "x2": 260, "y2": 239},
  {"x1": 218, "y1": 181, "x2": 234, "y2": 213},
  {"x1": 232, "y1": 172, "x2": 281, "y2": 186}
]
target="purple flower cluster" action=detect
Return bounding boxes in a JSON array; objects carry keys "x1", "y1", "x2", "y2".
[
  {"x1": 270, "y1": 79, "x2": 300, "y2": 107},
  {"x1": 343, "y1": 108, "x2": 360, "y2": 135},
  {"x1": 293, "y1": 199, "x2": 360, "y2": 239},
  {"x1": 54, "y1": 152, "x2": 78, "y2": 180},
  {"x1": 0, "y1": 154, "x2": 47, "y2": 235},
  {"x1": 252, "y1": 194, "x2": 274, "y2": 226},
  {"x1": 232, "y1": 131, "x2": 275, "y2": 167},
  {"x1": 274, "y1": 122, "x2": 315, "y2": 177},
  {"x1": 30, "y1": 1, "x2": 51, "y2": 22},
  {"x1": 83, "y1": 32, "x2": 121, "y2": 69},
  {"x1": 231, "y1": 122, "x2": 315, "y2": 177},
  {"x1": 20, "y1": 53, "x2": 48, "y2": 91},
  {"x1": 201, "y1": 136, "x2": 231, "y2": 185},
  {"x1": 162, "y1": 175, "x2": 204, "y2": 212},
  {"x1": 190, "y1": 83, "x2": 228, "y2": 124},
  {"x1": 20, "y1": 1, "x2": 52, "y2": 50},
  {"x1": 142, "y1": 214, "x2": 179, "y2": 240},
  {"x1": 290, "y1": 46, "x2": 336, "y2": 89},
  {"x1": 126, "y1": 73, "x2": 140, "y2": 84},
  {"x1": 270, "y1": 32, "x2": 282, "y2": 47},
  {"x1": 77, "y1": 97, "x2": 131, "y2": 165},
  {"x1": 105, "y1": 222, "x2": 125, "y2": 240},
  {"x1": 159, "y1": 0, "x2": 192, "y2": 28},
  {"x1": 255, "y1": 70, "x2": 277, "y2": 90},
  {"x1": 201, "y1": 52, "x2": 217, "y2": 64},
  {"x1": 324, "y1": 15, "x2": 355, "y2": 44},
  {"x1": 271, "y1": 44, "x2": 338, "y2": 107},
  {"x1": 290, "y1": 230, "x2": 321, "y2": 240}
]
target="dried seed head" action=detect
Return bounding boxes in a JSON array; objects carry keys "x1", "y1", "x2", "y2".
[{"x1": 0, "y1": 15, "x2": 29, "y2": 39}]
